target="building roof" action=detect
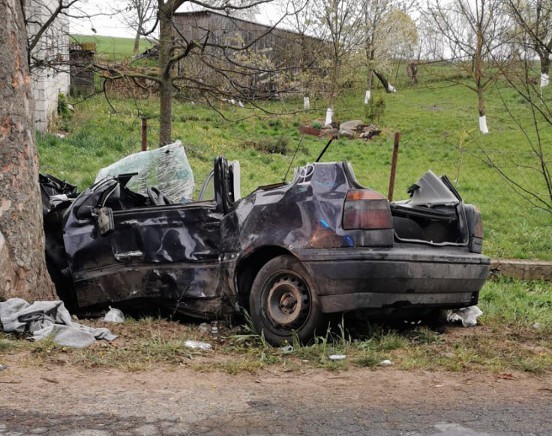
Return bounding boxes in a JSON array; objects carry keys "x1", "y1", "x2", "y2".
[{"x1": 173, "y1": 9, "x2": 321, "y2": 41}]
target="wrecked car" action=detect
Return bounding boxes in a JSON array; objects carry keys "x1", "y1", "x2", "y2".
[{"x1": 42, "y1": 142, "x2": 490, "y2": 345}]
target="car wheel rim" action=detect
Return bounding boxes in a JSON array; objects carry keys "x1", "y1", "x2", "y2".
[{"x1": 264, "y1": 272, "x2": 310, "y2": 332}]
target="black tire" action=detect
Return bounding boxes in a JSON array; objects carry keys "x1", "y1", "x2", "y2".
[{"x1": 249, "y1": 255, "x2": 322, "y2": 346}]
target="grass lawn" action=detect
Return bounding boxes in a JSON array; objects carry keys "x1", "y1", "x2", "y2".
[
  {"x1": 1, "y1": 277, "x2": 550, "y2": 374},
  {"x1": 38, "y1": 79, "x2": 551, "y2": 261}
]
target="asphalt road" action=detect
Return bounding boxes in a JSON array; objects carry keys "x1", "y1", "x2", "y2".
[
  {"x1": 0, "y1": 365, "x2": 550, "y2": 435},
  {"x1": 1, "y1": 400, "x2": 550, "y2": 435}
]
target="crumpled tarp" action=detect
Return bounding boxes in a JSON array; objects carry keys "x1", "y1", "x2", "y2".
[
  {"x1": 447, "y1": 306, "x2": 483, "y2": 327},
  {"x1": 0, "y1": 298, "x2": 116, "y2": 348},
  {"x1": 95, "y1": 141, "x2": 195, "y2": 203}
]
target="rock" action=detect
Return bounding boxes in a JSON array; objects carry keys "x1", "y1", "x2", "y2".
[
  {"x1": 339, "y1": 120, "x2": 365, "y2": 131},
  {"x1": 338, "y1": 129, "x2": 355, "y2": 139}
]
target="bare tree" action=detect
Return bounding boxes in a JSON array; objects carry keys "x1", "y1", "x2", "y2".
[
  {"x1": 0, "y1": 0, "x2": 56, "y2": 301},
  {"x1": 359, "y1": 0, "x2": 417, "y2": 101},
  {"x1": 427, "y1": 0, "x2": 513, "y2": 133},
  {"x1": 311, "y1": 0, "x2": 362, "y2": 123},
  {"x1": 476, "y1": 62, "x2": 551, "y2": 213},
  {"x1": 505, "y1": 0, "x2": 551, "y2": 87},
  {"x1": 280, "y1": 0, "x2": 319, "y2": 108},
  {"x1": 115, "y1": 0, "x2": 157, "y2": 55}
]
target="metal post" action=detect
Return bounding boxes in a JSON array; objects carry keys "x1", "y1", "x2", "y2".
[
  {"x1": 387, "y1": 132, "x2": 400, "y2": 201},
  {"x1": 141, "y1": 116, "x2": 148, "y2": 151}
]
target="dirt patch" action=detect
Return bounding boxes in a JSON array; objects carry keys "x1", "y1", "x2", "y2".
[{"x1": 1, "y1": 359, "x2": 551, "y2": 423}]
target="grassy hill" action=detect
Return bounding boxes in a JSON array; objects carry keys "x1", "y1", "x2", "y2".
[
  {"x1": 71, "y1": 34, "x2": 154, "y2": 61},
  {"x1": 38, "y1": 39, "x2": 552, "y2": 261}
]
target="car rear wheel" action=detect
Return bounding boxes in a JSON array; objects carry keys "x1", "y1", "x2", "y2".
[{"x1": 249, "y1": 255, "x2": 322, "y2": 345}]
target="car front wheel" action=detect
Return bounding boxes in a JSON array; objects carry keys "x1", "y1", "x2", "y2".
[{"x1": 249, "y1": 255, "x2": 322, "y2": 345}]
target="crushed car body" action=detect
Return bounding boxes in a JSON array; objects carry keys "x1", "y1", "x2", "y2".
[{"x1": 42, "y1": 142, "x2": 490, "y2": 345}]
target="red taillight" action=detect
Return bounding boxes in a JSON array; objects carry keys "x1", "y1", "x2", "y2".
[{"x1": 343, "y1": 190, "x2": 393, "y2": 230}]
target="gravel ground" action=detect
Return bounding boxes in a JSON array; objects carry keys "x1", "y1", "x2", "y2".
[{"x1": 1, "y1": 362, "x2": 551, "y2": 435}]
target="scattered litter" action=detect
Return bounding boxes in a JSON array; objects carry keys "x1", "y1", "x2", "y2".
[
  {"x1": 184, "y1": 340, "x2": 212, "y2": 351},
  {"x1": 103, "y1": 307, "x2": 125, "y2": 323},
  {"x1": 446, "y1": 306, "x2": 483, "y2": 327},
  {"x1": 533, "y1": 323, "x2": 541, "y2": 329},
  {"x1": 379, "y1": 359, "x2": 393, "y2": 367},
  {"x1": 328, "y1": 354, "x2": 347, "y2": 361},
  {"x1": 198, "y1": 322, "x2": 209, "y2": 334},
  {"x1": 279, "y1": 345, "x2": 294, "y2": 354},
  {"x1": 211, "y1": 320, "x2": 219, "y2": 339}
]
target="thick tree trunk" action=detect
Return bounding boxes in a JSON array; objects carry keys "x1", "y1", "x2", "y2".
[
  {"x1": 0, "y1": 0, "x2": 56, "y2": 301},
  {"x1": 158, "y1": 4, "x2": 173, "y2": 146}
]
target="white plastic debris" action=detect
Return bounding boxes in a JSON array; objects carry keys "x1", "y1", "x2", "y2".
[
  {"x1": 328, "y1": 354, "x2": 347, "y2": 361},
  {"x1": 103, "y1": 307, "x2": 125, "y2": 323},
  {"x1": 533, "y1": 323, "x2": 541, "y2": 330},
  {"x1": 446, "y1": 306, "x2": 483, "y2": 327},
  {"x1": 379, "y1": 359, "x2": 393, "y2": 366},
  {"x1": 279, "y1": 345, "x2": 294, "y2": 354},
  {"x1": 387, "y1": 83, "x2": 396, "y2": 93},
  {"x1": 364, "y1": 90, "x2": 371, "y2": 104},
  {"x1": 184, "y1": 340, "x2": 212, "y2": 351}
]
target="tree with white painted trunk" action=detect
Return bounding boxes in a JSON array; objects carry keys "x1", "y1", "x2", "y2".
[
  {"x1": 280, "y1": 0, "x2": 319, "y2": 110},
  {"x1": 480, "y1": 26, "x2": 552, "y2": 214},
  {"x1": 0, "y1": 0, "x2": 56, "y2": 301},
  {"x1": 359, "y1": 0, "x2": 417, "y2": 102},
  {"x1": 426, "y1": 0, "x2": 513, "y2": 134},
  {"x1": 311, "y1": 0, "x2": 362, "y2": 124},
  {"x1": 504, "y1": 0, "x2": 551, "y2": 88}
]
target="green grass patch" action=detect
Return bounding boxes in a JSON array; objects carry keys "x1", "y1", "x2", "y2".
[
  {"x1": 38, "y1": 79, "x2": 551, "y2": 260},
  {"x1": 1, "y1": 278, "x2": 551, "y2": 374},
  {"x1": 71, "y1": 34, "x2": 154, "y2": 62}
]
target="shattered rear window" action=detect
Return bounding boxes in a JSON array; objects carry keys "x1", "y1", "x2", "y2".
[{"x1": 95, "y1": 141, "x2": 195, "y2": 203}]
